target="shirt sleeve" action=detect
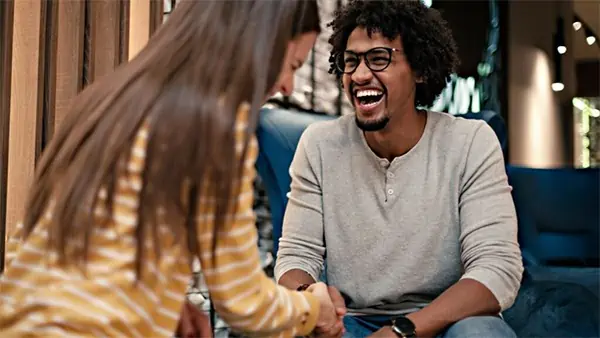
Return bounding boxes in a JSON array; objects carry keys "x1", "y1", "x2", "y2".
[
  {"x1": 196, "y1": 129, "x2": 320, "y2": 337},
  {"x1": 4, "y1": 222, "x2": 25, "y2": 268},
  {"x1": 274, "y1": 126, "x2": 326, "y2": 283},
  {"x1": 459, "y1": 122, "x2": 524, "y2": 311}
]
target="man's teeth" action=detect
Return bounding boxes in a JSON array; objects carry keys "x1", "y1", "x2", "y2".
[{"x1": 356, "y1": 90, "x2": 383, "y2": 98}]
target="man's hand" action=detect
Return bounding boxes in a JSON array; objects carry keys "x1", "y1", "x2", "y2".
[
  {"x1": 328, "y1": 286, "x2": 347, "y2": 318},
  {"x1": 307, "y1": 283, "x2": 346, "y2": 338},
  {"x1": 367, "y1": 326, "x2": 396, "y2": 338},
  {"x1": 175, "y1": 300, "x2": 212, "y2": 338}
]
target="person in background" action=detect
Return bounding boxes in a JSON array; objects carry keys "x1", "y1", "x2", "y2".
[
  {"x1": 0, "y1": 1, "x2": 345, "y2": 337},
  {"x1": 276, "y1": 1, "x2": 523, "y2": 337}
]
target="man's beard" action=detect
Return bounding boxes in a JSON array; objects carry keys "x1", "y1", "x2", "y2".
[{"x1": 355, "y1": 115, "x2": 390, "y2": 131}]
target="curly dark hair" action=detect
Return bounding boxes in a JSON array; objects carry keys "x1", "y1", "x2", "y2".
[{"x1": 328, "y1": 0, "x2": 459, "y2": 107}]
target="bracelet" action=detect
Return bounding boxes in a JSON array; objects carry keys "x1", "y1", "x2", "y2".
[{"x1": 296, "y1": 283, "x2": 311, "y2": 291}]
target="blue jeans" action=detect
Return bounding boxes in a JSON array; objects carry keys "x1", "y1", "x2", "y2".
[{"x1": 343, "y1": 315, "x2": 517, "y2": 338}]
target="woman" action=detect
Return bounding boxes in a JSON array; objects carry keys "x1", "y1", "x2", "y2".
[{"x1": 0, "y1": 1, "x2": 342, "y2": 337}]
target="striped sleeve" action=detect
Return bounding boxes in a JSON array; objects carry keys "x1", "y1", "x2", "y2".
[
  {"x1": 4, "y1": 222, "x2": 25, "y2": 268},
  {"x1": 196, "y1": 130, "x2": 320, "y2": 337}
]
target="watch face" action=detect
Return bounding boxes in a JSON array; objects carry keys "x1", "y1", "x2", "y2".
[{"x1": 393, "y1": 316, "x2": 416, "y2": 336}]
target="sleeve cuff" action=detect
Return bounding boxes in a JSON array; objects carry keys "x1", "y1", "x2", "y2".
[
  {"x1": 274, "y1": 264, "x2": 320, "y2": 284},
  {"x1": 460, "y1": 269, "x2": 518, "y2": 311},
  {"x1": 292, "y1": 291, "x2": 320, "y2": 336}
]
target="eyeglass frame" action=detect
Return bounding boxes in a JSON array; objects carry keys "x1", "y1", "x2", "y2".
[{"x1": 335, "y1": 47, "x2": 403, "y2": 74}]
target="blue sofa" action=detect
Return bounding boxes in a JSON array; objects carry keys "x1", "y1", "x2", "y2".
[{"x1": 255, "y1": 107, "x2": 600, "y2": 337}]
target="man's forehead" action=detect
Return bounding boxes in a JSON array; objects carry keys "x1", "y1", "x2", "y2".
[{"x1": 346, "y1": 27, "x2": 401, "y2": 51}]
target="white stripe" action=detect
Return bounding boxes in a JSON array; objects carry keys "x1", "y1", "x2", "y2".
[
  {"x1": 33, "y1": 314, "x2": 110, "y2": 338},
  {"x1": 138, "y1": 282, "x2": 159, "y2": 304},
  {"x1": 7, "y1": 236, "x2": 21, "y2": 245},
  {"x1": 113, "y1": 211, "x2": 138, "y2": 227},
  {"x1": 172, "y1": 273, "x2": 190, "y2": 285},
  {"x1": 235, "y1": 122, "x2": 248, "y2": 132},
  {"x1": 255, "y1": 290, "x2": 280, "y2": 330},
  {"x1": 153, "y1": 325, "x2": 175, "y2": 337},
  {"x1": 0, "y1": 294, "x2": 15, "y2": 304},
  {"x1": 195, "y1": 190, "x2": 254, "y2": 209},
  {"x1": 200, "y1": 232, "x2": 257, "y2": 260},
  {"x1": 87, "y1": 262, "x2": 113, "y2": 274},
  {"x1": 22, "y1": 242, "x2": 46, "y2": 256},
  {"x1": 198, "y1": 221, "x2": 254, "y2": 241},
  {"x1": 127, "y1": 160, "x2": 144, "y2": 173},
  {"x1": 94, "y1": 247, "x2": 134, "y2": 262},
  {"x1": 64, "y1": 287, "x2": 144, "y2": 338},
  {"x1": 118, "y1": 177, "x2": 142, "y2": 192},
  {"x1": 98, "y1": 187, "x2": 108, "y2": 199},
  {"x1": 208, "y1": 264, "x2": 261, "y2": 293},
  {"x1": 1, "y1": 277, "x2": 35, "y2": 290},
  {"x1": 299, "y1": 292, "x2": 311, "y2": 313},
  {"x1": 145, "y1": 261, "x2": 166, "y2": 284},
  {"x1": 94, "y1": 279, "x2": 155, "y2": 330},
  {"x1": 114, "y1": 194, "x2": 139, "y2": 209},
  {"x1": 92, "y1": 227, "x2": 118, "y2": 241},
  {"x1": 131, "y1": 146, "x2": 146, "y2": 159},
  {"x1": 11, "y1": 260, "x2": 78, "y2": 281},
  {"x1": 277, "y1": 287, "x2": 293, "y2": 330},
  {"x1": 164, "y1": 288, "x2": 184, "y2": 303},
  {"x1": 201, "y1": 254, "x2": 255, "y2": 276},
  {"x1": 138, "y1": 128, "x2": 149, "y2": 140},
  {"x1": 27, "y1": 326, "x2": 81, "y2": 338},
  {"x1": 158, "y1": 307, "x2": 179, "y2": 321},
  {"x1": 24, "y1": 297, "x2": 110, "y2": 325}
]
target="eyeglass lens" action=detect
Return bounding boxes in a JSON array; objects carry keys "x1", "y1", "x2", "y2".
[{"x1": 336, "y1": 48, "x2": 392, "y2": 74}]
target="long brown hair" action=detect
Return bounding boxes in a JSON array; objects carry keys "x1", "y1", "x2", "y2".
[{"x1": 22, "y1": 0, "x2": 320, "y2": 275}]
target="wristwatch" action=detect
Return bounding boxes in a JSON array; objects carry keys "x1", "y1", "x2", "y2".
[
  {"x1": 296, "y1": 284, "x2": 311, "y2": 291},
  {"x1": 391, "y1": 316, "x2": 417, "y2": 338}
]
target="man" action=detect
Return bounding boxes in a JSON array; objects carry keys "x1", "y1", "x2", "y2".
[{"x1": 275, "y1": 1, "x2": 524, "y2": 337}]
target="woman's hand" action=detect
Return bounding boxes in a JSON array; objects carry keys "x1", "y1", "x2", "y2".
[
  {"x1": 175, "y1": 300, "x2": 212, "y2": 338},
  {"x1": 307, "y1": 282, "x2": 345, "y2": 338}
]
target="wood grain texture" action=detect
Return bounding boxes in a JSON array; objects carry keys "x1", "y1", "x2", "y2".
[
  {"x1": 89, "y1": 0, "x2": 121, "y2": 81},
  {"x1": 5, "y1": 0, "x2": 46, "y2": 240},
  {"x1": 0, "y1": 0, "x2": 14, "y2": 272},
  {"x1": 54, "y1": 0, "x2": 84, "y2": 133},
  {"x1": 128, "y1": 0, "x2": 151, "y2": 60}
]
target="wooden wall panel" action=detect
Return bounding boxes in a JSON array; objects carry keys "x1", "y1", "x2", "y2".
[
  {"x1": 89, "y1": 0, "x2": 122, "y2": 81},
  {"x1": 128, "y1": 0, "x2": 162, "y2": 60},
  {"x1": 54, "y1": 0, "x2": 85, "y2": 133},
  {"x1": 0, "y1": 0, "x2": 14, "y2": 272},
  {"x1": 5, "y1": 0, "x2": 46, "y2": 240}
]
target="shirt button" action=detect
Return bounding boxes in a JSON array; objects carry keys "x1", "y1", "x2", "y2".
[
  {"x1": 387, "y1": 189, "x2": 394, "y2": 195},
  {"x1": 387, "y1": 172, "x2": 395, "y2": 178}
]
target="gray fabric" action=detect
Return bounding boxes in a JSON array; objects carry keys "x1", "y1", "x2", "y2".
[{"x1": 274, "y1": 111, "x2": 523, "y2": 316}]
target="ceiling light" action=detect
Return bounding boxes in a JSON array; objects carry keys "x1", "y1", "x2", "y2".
[
  {"x1": 552, "y1": 82, "x2": 564, "y2": 92},
  {"x1": 557, "y1": 46, "x2": 567, "y2": 54},
  {"x1": 573, "y1": 15, "x2": 582, "y2": 31},
  {"x1": 584, "y1": 27, "x2": 597, "y2": 45},
  {"x1": 586, "y1": 35, "x2": 596, "y2": 45}
]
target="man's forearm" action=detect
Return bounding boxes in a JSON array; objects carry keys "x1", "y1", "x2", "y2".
[
  {"x1": 278, "y1": 269, "x2": 317, "y2": 290},
  {"x1": 406, "y1": 278, "x2": 500, "y2": 337}
]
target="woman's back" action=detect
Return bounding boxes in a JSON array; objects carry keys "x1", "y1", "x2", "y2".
[
  {"x1": 0, "y1": 1, "x2": 334, "y2": 336},
  {"x1": 1, "y1": 107, "x2": 318, "y2": 337}
]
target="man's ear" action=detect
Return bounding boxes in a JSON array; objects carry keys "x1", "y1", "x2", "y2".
[{"x1": 415, "y1": 72, "x2": 426, "y2": 84}]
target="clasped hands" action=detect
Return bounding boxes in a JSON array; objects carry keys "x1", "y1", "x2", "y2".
[{"x1": 306, "y1": 282, "x2": 347, "y2": 338}]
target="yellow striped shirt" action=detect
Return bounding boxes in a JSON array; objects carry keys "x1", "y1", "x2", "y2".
[{"x1": 0, "y1": 108, "x2": 319, "y2": 337}]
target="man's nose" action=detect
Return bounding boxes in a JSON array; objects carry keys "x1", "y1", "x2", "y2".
[
  {"x1": 279, "y1": 78, "x2": 294, "y2": 96},
  {"x1": 351, "y1": 60, "x2": 373, "y2": 84}
]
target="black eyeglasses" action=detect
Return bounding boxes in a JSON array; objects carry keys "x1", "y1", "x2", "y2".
[{"x1": 335, "y1": 47, "x2": 402, "y2": 74}]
